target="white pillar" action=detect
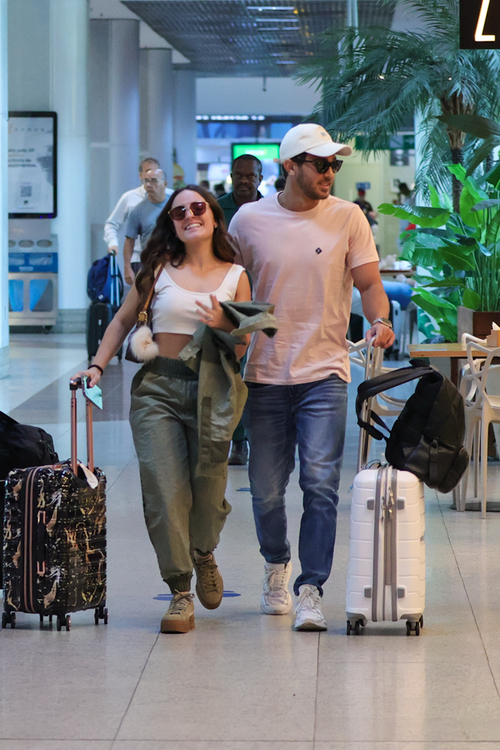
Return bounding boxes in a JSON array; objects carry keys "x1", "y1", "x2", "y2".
[
  {"x1": 50, "y1": 0, "x2": 89, "y2": 312},
  {"x1": 173, "y1": 69, "x2": 197, "y2": 185},
  {"x1": 0, "y1": 0, "x2": 8, "y2": 377},
  {"x1": 141, "y1": 47, "x2": 174, "y2": 187},
  {"x1": 109, "y1": 19, "x2": 140, "y2": 208}
]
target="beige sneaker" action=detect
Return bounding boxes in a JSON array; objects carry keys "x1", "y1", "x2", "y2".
[
  {"x1": 160, "y1": 592, "x2": 195, "y2": 633},
  {"x1": 193, "y1": 551, "x2": 224, "y2": 610}
]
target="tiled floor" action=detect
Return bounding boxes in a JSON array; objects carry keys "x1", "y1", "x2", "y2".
[{"x1": 2, "y1": 333, "x2": 500, "y2": 749}]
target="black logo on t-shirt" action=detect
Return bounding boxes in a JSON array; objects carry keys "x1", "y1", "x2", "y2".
[{"x1": 315, "y1": 247, "x2": 322, "y2": 254}]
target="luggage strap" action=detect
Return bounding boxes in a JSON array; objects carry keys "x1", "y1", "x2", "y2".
[{"x1": 372, "y1": 467, "x2": 385, "y2": 623}]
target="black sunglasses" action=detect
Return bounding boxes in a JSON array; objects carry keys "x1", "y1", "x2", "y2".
[
  {"x1": 300, "y1": 157, "x2": 343, "y2": 174},
  {"x1": 168, "y1": 201, "x2": 208, "y2": 222}
]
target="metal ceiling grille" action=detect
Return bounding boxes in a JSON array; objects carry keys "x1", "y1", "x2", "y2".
[{"x1": 122, "y1": 0, "x2": 395, "y2": 76}]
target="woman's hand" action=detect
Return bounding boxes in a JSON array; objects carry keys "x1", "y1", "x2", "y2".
[
  {"x1": 70, "y1": 367, "x2": 102, "y2": 389},
  {"x1": 196, "y1": 295, "x2": 232, "y2": 332}
]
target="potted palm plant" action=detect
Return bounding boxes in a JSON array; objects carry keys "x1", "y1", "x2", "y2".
[
  {"x1": 298, "y1": 0, "x2": 500, "y2": 210},
  {"x1": 378, "y1": 160, "x2": 500, "y2": 342}
]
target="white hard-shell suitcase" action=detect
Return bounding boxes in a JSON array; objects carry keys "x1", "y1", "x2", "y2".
[{"x1": 346, "y1": 464, "x2": 425, "y2": 635}]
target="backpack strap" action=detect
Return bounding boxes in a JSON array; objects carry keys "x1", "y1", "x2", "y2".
[{"x1": 356, "y1": 360, "x2": 440, "y2": 440}]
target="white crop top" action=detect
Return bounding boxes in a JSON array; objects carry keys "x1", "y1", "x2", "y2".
[{"x1": 151, "y1": 263, "x2": 246, "y2": 335}]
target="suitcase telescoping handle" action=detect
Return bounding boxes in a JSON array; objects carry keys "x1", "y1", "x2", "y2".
[{"x1": 69, "y1": 378, "x2": 94, "y2": 475}]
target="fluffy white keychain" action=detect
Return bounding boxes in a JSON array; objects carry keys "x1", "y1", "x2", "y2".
[{"x1": 129, "y1": 324, "x2": 159, "y2": 361}]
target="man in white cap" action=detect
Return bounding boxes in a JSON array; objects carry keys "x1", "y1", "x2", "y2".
[{"x1": 229, "y1": 123, "x2": 394, "y2": 631}]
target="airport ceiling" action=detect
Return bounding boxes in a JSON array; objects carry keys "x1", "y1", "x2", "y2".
[{"x1": 122, "y1": 0, "x2": 396, "y2": 76}]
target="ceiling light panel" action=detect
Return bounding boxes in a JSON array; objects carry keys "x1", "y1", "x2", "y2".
[{"x1": 122, "y1": 1, "x2": 395, "y2": 77}]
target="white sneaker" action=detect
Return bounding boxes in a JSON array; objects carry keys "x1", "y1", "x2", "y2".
[
  {"x1": 261, "y1": 562, "x2": 292, "y2": 615},
  {"x1": 293, "y1": 584, "x2": 327, "y2": 631}
]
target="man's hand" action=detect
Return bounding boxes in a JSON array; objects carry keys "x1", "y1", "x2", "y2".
[
  {"x1": 124, "y1": 264, "x2": 135, "y2": 286},
  {"x1": 366, "y1": 321, "x2": 395, "y2": 348},
  {"x1": 108, "y1": 246, "x2": 119, "y2": 256}
]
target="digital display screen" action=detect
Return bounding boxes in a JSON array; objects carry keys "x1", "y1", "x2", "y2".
[
  {"x1": 8, "y1": 112, "x2": 57, "y2": 218},
  {"x1": 232, "y1": 143, "x2": 280, "y2": 162}
]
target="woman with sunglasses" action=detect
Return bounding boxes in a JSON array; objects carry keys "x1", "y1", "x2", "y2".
[{"x1": 72, "y1": 185, "x2": 251, "y2": 633}]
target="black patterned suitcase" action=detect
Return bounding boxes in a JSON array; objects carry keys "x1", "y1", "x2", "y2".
[{"x1": 2, "y1": 379, "x2": 107, "y2": 631}]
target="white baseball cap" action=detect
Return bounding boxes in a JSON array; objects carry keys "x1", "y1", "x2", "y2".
[{"x1": 274, "y1": 123, "x2": 352, "y2": 163}]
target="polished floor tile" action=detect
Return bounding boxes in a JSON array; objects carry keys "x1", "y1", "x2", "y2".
[
  {"x1": 111, "y1": 744, "x2": 313, "y2": 750},
  {"x1": 315, "y1": 745, "x2": 500, "y2": 750},
  {"x1": 0, "y1": 744, "x2": 113, "y2": 750},
  {"x1": 3, "y1": 333, "x2": 500, "y2": 745}
]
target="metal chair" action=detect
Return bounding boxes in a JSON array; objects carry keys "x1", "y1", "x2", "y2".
[
  {"x1": 458, "y1": 333, "x2": 500, "y2": 517},
  {"x1": 348, "y1": 338, "x2": 407, "y2": 470}
]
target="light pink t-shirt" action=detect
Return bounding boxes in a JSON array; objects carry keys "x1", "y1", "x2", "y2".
[{"x1": 229, "y1": 193, "x2": 379, "y2": 384}]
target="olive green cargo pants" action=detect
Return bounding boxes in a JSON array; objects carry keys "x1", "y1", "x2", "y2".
[{"x1": 129, "y1": 357, "x2": 231, "y2": 594}]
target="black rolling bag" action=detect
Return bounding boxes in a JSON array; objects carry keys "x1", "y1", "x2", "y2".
[
  {"x1": 86, "y1": 252, "x2": 123, "y2": 362},
  {"x1": 2, "y1": 379, "x2": 108, "y2": 631}
]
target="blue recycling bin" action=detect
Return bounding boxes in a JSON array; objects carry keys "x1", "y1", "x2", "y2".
[{"x1": 8, "y1": 249, "x2": 59, "y2": 327}]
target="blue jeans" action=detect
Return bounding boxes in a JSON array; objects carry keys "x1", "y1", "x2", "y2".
[{"x1": 243, "y1": 375, "x2": 348, "y2": 596}]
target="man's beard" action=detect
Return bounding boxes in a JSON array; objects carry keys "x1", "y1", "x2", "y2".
[{"x1": 296, "y1": 171, "x2": 332, "y2": 201}]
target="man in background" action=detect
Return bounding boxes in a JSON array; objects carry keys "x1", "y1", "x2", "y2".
[
  {"x1": 104, "y1": 157, "x2": 162, "y2": 265},
  {"x1": 354, "y1": 187, "x2": 378, "y2": 227},
  {"x1": 219, "y1": 154, "x2": 264, "y2": 465},
  {"x1": 123, "y1": 167, "x2": 172, "y2": 285},
  {"x1": 218, "y1": 154, "x2": 263, "y2": 227}
]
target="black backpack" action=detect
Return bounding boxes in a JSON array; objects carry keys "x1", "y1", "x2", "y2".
[
  {"x1": 0, "y1": 411, "x2": 59, "y2": 576},
  {"x1": 0, "y1": 411, "x2": 59, "y2": 480},
  {"x1": 356, "y1": 360, "x2": 469, "y2": 494}
]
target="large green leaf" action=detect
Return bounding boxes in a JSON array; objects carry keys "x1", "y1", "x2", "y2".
[
  {"x1": 428, "y1": 183, "x2": 453, "y2": 211},
  {"x1": 441, "y1": 237, "x2": 476, "y2": 254},
  {"x1": 447, "y1": 164, "x2": 467, "y2": 184},
  {"x1": 378, "y1": 203, "x2": 451, "y2": 228},
  {"x1": 411, "y1": 232, "x2": 447, "y2": 250},
  {"x1": 412, "y1": 268, "x2": 447, "y2": 283},
  {"x1": 459, "y1": 181, "x2": 489, "y2": 228},
  {"x1": 466, "y1": 137, "x2": 500, "y2": 177},
  {"x1": 476, "y1": 242, "x2": 493, "y2": 257},
  {"x1": 437, "y1": 114, "x2": 500, "y2": 140},
  {"x1": 416, "y1": 277, "x2": 465, "y2": 289},
  {"x1": 411, "y1": 291, "x2": 457, "y2": 342},
  {"x1": 441, "y1": 248, "x2": 476, "y2": 271},
  {"x1": 486, "y1": 162, "x2": 500, "y2": 189},
  {"x1": 412, "y1": 288, "x2": 457, "y2": 312},
  {"x1": 462, "y1": 288, "x2": 482, "y2": 309},
  {"x1": 487, "y1": 212, "x2": 500, "y2": 245},
  {"x1": 471, "y1": 199, "x2": 500, "y2": 211}
]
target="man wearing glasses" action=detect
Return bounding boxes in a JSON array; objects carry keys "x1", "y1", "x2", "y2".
[
  {"x1": 123, "y1": 168, "x2": 173, "y2": 285},
  {"x1": 104, "y1": 157, "x2": 163, "y2": 267},
  {"x1": 229, "y1": 123, "x2": 395, "y2": 632}
]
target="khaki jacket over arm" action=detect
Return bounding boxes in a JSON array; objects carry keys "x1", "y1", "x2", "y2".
[{"x1": 179, "y1": 301, "x2": 278, "y2": 477}]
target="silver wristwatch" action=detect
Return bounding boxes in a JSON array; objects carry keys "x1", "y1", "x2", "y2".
[{"x1": 371, "y1": 317, "x2": 393, "y2": 329}]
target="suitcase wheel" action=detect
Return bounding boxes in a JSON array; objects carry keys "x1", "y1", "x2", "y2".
[
  {"x1": 2, "y1": 611, "x2": 16, "y2": 629},
  {"x1": 406, "y1": 616, "x2": 423, "y2": 636},
  {"x1": 94, "y1": 605, "x2": 109, "y2": 625},
  {"x1": 57, "y1": 614, "x2": 71, "y2": 632},
  {"x1": 346, "y1": 619, "x2": 363, "y2": 636}
]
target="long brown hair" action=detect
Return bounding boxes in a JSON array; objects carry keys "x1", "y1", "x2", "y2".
[{"x1": 135, "y1": 185, "x2": 235, "y2": 295}]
